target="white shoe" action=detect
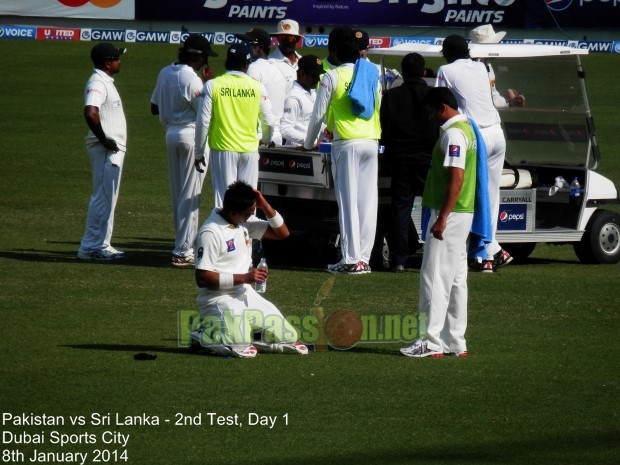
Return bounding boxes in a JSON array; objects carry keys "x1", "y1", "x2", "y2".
[
  {"x1": 190, "y1": 333, "x2": 257, "y2": 359},
  {"x1": 106, "y1": 246, "x2": 126, "y2": 257},
  {"x1": 77, "y1": 246, "x2": 125, "y2": 261},
  {"x1": 254, "y1": 341, "x2": 309, "y2": 355},
  {"x1": 400, "y1": 339, "x2": 443, "y2": 358},
  {"x1": 171, "y1": 254, "x2": 194, "y2": 268},
  {"x1": 229, "y1": 345, "x2": 258, "y2": 358},
  {"x1": 326, "y1": 261, "x2": 368, "y2": 275}
]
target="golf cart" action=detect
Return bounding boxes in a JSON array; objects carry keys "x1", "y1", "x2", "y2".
[{"x1": 257, "y1": 42, "x2": 620, "y2": 266}]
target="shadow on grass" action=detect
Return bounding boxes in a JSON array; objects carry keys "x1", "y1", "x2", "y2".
[
  {"x1": 62, "y1": 343, "x2": 191, "y2": 356},
  {"x1": 64, "y1": 342, "x2": 402, "y2": 358},
  {"x1": 207, "y1": 430, "x2": 619, "y2": 465},
  {"x1": 0, "y1": 237, "x2": 174, "y2": 268},
  {"x1": 333, "y1": 345, "x2": 400, "y2": 356},
  {"x1": 0, "y1": 234, "x2": 577, "y2": 270}
]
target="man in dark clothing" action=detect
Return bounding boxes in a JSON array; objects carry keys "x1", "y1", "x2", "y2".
[{"x1": 380, "y1": 53, "x2": 437, "y2": 272}]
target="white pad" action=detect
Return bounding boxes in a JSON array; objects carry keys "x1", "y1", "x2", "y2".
[{"x1": 501, "y1": 168, "x2": 532, "y2": 189}]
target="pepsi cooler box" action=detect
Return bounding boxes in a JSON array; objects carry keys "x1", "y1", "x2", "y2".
[
  {"x1": 258, "y1": 147, "x2": 333, "y2": 188},
  {"x1": 497, "y1": 189, "x2": 536, "y2": 232}
]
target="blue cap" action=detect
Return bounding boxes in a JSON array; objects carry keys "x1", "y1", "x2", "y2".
[{"x1": 226, "y1": 44, "x2": 251, "y2": 64}]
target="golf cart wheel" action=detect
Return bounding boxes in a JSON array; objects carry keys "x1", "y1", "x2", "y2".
[
  {"x1": 501, "y1": 242, "x2": 536, "y2": 262},
  {"x1": 573, "y1": 210, "x2": 620, "y2": 264}
]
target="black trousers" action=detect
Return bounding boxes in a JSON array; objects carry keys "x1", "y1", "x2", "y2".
[{"x1": 388, "y1": 156, "x2": 429, "y2": 267}]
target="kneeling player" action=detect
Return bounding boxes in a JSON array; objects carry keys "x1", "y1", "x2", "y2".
[{"x1": 191, "y1": 181, "x2": 308, "y2": 358}]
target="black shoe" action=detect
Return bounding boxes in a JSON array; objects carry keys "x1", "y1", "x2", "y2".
[{"x1": 390, "y1": 265, "x2": 405, "y2": 273}]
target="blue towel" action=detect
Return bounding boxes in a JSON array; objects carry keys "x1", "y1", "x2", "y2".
[
  {"x1": 347, "y1": 59, "x2": 379, "y2": 120},
  {"x1": 420, "y1": 118, "x2": 492, "y2": 252},
  {"x1": 467, "y1": 117, "x2": 492, "y2": 259}
]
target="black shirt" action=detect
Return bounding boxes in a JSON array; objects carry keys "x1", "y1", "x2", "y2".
[{"x1": 380, "y1": 77, "x2": 437, "y2": 161}]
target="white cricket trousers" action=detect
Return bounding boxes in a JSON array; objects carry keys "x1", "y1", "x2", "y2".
[
  {"x1": 480, "y1": 124, "x2": 507, "y2": 260},
  {"x1": 420, "y1": 210, "x2": 473, "y2": 354},
  {"x1": 331, "y1": 139, "x2": 379, "y2": 265},
  {"x1": 79, "y1": 145, "x2": 125, "y2": 252},
  {"x1": 166, "y1": 126, "x2": 204, "y2": 258},
  {"x1": 210, "y1": 150, "x2": 259, "y2": 209},
  {"x1": 197, "y1": 285, "x2": 299, "y2": 351}
]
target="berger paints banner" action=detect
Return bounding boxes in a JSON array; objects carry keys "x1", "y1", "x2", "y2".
[
  {"x1": 0, "y1": 0, "x2": 135, "y2": 20},
  {"x1": 135, "y1": 0, "x2": 526, "y2": 28}
]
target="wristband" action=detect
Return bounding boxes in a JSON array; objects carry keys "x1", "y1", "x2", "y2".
[
  {"x1": 267, "y1": 211, "x2": 284, "y2": 229},
  {"x1": 219, "y1": 273, "x2": 234, "y2": 289}
]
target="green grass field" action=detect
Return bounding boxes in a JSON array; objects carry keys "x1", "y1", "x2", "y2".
[{"x1": 1, "y1": 40, "x2": 619, "y2": 465}]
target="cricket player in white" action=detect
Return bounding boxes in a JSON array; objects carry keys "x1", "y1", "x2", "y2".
[
  {"x1": 236, "y1": 28, "x2": 287, "y2": 145},
  {"x1": 77, "y1": 43, "x2": 128, "y2": 261},
  {"x1": 303, "y1": 35, "x2": 380, "y2": 274},
  {"x1": 469, "y1": 24, "x2": 526, "y2": 109},
  {"x1": 436, "y1": 35, "x2": 512, "y2": 272},
  {"x1": 191, "y1": 182, "x2": 308, "y2": 358},
  {"x1": 401, "y1": 87, "x2": 476, "y2": 358},
  {"x1": 268, "y1": 19, "x2": 303, "y2": 95},
  {"x1": 151, "y1": 34, "x2": 217, "y2": 268},
  {"x1": 195, "y1": 44, "x2": 276, "y2": 209},
  {"x1": 280, "y1": 55, "x2": 324, "y2": 146}
]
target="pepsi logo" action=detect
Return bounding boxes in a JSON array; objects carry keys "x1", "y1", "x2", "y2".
[
  {"x1": 261, "y1": 157, "x2": 270, "y2": 165},
  {"x1": 500, "y1": 211, "x2": 525, "y2": 222},
  {"x1": 288, "y1": 159, "x2": 296, "y2": 169}
]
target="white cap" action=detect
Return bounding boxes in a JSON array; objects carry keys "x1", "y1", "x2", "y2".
[
  {"x1": 271, "y1": 19, "x2": 302, "y2": 37},
  {"x1": 469, "y1": 24, "x2": 506, "y2": 44}
]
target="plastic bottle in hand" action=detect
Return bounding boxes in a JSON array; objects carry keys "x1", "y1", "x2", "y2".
[{"x1": 255, "y1": 258, "x2": 268, "y2": 293}]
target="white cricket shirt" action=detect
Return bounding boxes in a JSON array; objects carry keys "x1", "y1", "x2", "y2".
[
  {"x1": 150, "y1": 63, "x2": 203, "y2": 129},
  {"x1": 281, "y1": 81, "x2": 316, "y2": 146},
  {"x1": 436, "y1": 58, "x2": 501, "y2": 129},
  {"x1": 84, "y1": 69, "x2": 127, "y2": 149},
  {"x1": 195, "y1": 208, "x2": 268, "y2": 298}
]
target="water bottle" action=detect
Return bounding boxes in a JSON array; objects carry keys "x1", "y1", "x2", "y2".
[
  {"x1": 255, "y1": 258, "x2": 268, "y2": 293},
  {"x1": 569, "y1": 176, "x2": 582, "y2": 208}
]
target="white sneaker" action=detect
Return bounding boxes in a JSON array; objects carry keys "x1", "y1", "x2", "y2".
[
  {"x1": 190, "y1": 330, "x2": 257, "y2": 358},
  {"x1": 77, "y1": 246, "x2": 125, "y2": 261},
  {"x1": 400, "y1": 339, "x2": 444, "y2": 358},
  {"x1": 284, "y1": 342, "x2": 309, "y2": 355},
  {"x1": 171, "y1": 254, "x2": 194, "y2": 268},
  {"x1": 254, "y1": 341, "x2": 309, "y2": 355},
  {"x1": 327, "y1": 261, "x2": 368, "y2": 275},
  {"x1": 107, "y1": 246, "x2": 126, "y2": 257},
  {"x1": 229, "y1": 345, "x2": 258, "y2": 358},
  {"x1": 445, "y1": 351, "x2": 468, "y2": 358}
]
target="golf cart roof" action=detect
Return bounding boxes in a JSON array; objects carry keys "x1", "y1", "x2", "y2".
[{"x1": 369, "y1": 42, "x2": 589, "y2": 58}]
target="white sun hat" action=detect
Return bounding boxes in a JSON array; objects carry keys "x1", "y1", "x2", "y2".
[
  {"x1": 470, "y1": 24, "x2": 507, "y2": 44},
  {"x1": 271, "y1": 19, "x2": 302, "y2": 37}
]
